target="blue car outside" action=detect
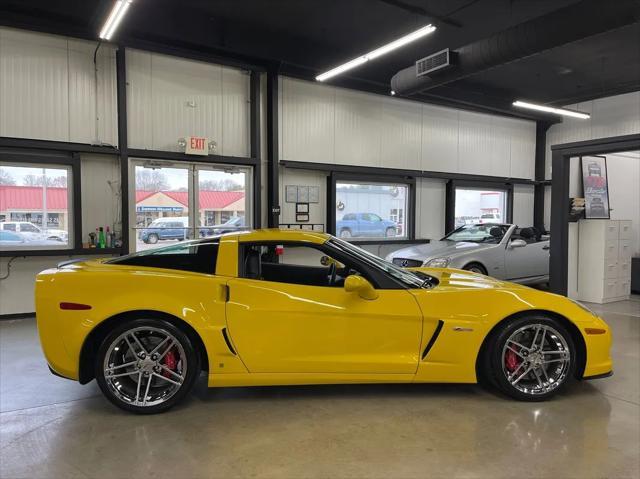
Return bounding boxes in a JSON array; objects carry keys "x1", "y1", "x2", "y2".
[
  {"x1": 140, "y1": 218, "x2": 188, "y2": 244},
  {"x1": 336, "y1": 213, "x2": 397, "y2": 239}
]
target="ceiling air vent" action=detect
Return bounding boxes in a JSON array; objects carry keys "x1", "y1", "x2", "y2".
[{"x1": 416, "y1": 49, "x2": 452, "y2": 77}]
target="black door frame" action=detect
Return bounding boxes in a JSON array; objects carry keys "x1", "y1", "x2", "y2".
[{"x1": 549, "y1": 133, "x2": 640, "y2": 295}]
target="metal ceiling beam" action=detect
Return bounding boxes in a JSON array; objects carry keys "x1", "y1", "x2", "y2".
[{"x1": 378, "y1": 0, "x2": 462, "y2": 27}]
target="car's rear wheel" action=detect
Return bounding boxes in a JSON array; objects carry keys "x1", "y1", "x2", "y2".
[
  {"x1": 485, "y1": 316, "x2": 575, "y2": 401},
  {"x1": 147, "y1": 233, "x2": 159, "y2": 244},
  {"x1": 95, "y1": 318, "x2": 200, "y2": 414},
  {"x1": 463, "y1": 262, "x2": 487, "y2": 275},
  {"x1": 385, "y1": 227, "x2": 396, "y2": 237},
  {"x1": 339, "y1": 229, "x2": 351, "y2": 239}
]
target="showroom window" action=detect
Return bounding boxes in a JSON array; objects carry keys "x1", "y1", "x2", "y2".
[
  {"x1": 132, "y1": 160, "x2": 251, "y2": 252},
  {"x1": 334, "y1": 180, "x2": 411, "y2": 241},
  {"x1": 0, "y1": 163, "x2": 73, "y2": 250},
  {"x1": 453, "y1": 186, "x2": 510, "y2": 229}
]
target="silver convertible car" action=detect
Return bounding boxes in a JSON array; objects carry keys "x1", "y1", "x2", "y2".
[{"x1": 386, "y1": 224, "x2": 550, "y2": 285}]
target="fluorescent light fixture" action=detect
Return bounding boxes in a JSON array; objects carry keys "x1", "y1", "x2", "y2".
[
  {"x1": 316, "y1": 24, "x2": 436, "y2": 82},
  {"x1": 513, "y1": 100, "x2": 590, "y2": 119},
  {"x1": 99, "y1": 0, "x2": 133, "y2": 40}
]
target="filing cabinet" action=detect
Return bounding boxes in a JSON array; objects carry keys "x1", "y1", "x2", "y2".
[{"x1": 577, "y1": 220, "x2": 632, "y2": 304}]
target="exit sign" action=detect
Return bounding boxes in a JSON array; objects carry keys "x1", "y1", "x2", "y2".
[{"x1": 185, "y1": 136, "x2": 208, "y2": 156}]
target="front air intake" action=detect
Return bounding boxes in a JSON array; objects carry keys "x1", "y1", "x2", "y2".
[{"x1": 416, "y1": 49, "x2": 451, "y2": 77}]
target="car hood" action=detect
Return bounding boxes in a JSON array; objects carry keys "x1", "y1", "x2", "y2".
[
  {"x1": 387, "y1": 240, "x2": 491, "y2": 261},
  {"x1": 411, "y1": 267, "x2": 520, "y2": 291}
]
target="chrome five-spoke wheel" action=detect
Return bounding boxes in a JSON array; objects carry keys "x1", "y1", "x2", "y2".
[
  {"x1": 502, "y1": 324, "x2": 571, "y2": 396},
  {"x1": 96, "y1": 319, "x2": 199, "y2": 413},
  {"x1": 487, "y1": 316, "x2": 576, "y2": 401}
]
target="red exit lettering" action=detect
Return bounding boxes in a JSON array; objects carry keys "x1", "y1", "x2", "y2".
[{"x1": 190, "y1": 137, "x2": 205, "y2": 150}]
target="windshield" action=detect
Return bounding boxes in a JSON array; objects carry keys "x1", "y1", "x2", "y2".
[
  {"x1": 443, "y1": 224, "x2": 509, "y2": 243},
  {"x1": 328, "y1": 237, "x2": 427, "y2": 288},
  {"x1": 224, "y1": 216, "x2": 243, "y2": 226}
]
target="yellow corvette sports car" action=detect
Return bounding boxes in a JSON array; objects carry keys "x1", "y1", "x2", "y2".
[{"x1": 36, "y1": 229, "x2": 612, "y2": 414}]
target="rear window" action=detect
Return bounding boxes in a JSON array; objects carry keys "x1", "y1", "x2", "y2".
[
  {"x1": 2, "y1": 223, "x2": 16, "y2": 231},
  {"x1": 107, "y1": 240, "x2": 219, "y2": 274}
]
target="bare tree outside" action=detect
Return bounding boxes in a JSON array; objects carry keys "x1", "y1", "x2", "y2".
[
  {"x1": 22, "y1": 174, "x2": 68, "y2": 187},
  {"x1": 135, "y1": 170, "x2": 170, "y2": 191},
  {"x1": 199, "y1": 179, "x2": 243, "y2": 191},
  {"x1": 0, "y1": 168, "x2": 16, "y2": 185}
]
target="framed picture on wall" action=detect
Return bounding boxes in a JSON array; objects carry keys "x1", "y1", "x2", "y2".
[{"x1": 581, "y1": 155, "x2": 610, "y2": 219}]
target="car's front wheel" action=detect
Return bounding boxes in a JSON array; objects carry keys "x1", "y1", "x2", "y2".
[
  {"x1": 95, "y1": 318, "x2": 200, "y2": 414},
  {"x1": 485, "y1": 316, "x2": 575, "y2": 401},
  {"x1": 146, "y1": 233, "x2": 159, "y2": 244}
]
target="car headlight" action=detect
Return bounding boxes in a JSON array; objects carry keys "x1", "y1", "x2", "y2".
[{"x1": 425, "y1": 257, "x2": 450, "y2": 268}]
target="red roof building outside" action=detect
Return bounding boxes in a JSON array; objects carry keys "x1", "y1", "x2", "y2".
[
  {"x1": 1, "y1": 186, "x2": 244, "y2": 211},
  {"x1": 0, "y1": 186, "x2": 68, "y2": 210},
  {"x1": 136, "y1": 190, "x2": 245, "y2": 209}
]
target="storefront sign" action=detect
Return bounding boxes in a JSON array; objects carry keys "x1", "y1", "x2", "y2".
[
  {"x1": 136, "y1": 206, "x2": 184, "y2": 212},
  {"x1": 185, "y1": 136, "x2": 208, "y2": 156}
]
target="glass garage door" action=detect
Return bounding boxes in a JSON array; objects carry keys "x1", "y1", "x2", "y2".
[{"x1": 131, "y1": 159, "x2": 252, "y2": 252}]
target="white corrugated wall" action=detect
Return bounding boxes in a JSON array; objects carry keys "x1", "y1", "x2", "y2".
[
  {"x1": 125, "y1": 48, "x2": 250, "y2": 157},
  {"x1": 279, "y1": 76, "x2": 536, "y2": 180},
  {"x1": 544, "y1": 91, "x2": 640, "y2": 179},
  {"x1": 0, "y1": 27, "x2": 118, "y2": 145}
]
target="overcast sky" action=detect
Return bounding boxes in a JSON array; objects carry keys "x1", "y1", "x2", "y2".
[
  {"x1": 0, "y1": 165, "x2": 68, "y2": 184},
  {"x1": 135, "y1": 165, "x2": 246, "y2": 190}
]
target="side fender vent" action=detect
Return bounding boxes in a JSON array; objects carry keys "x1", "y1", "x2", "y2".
[
  {"x1": 421, "y1": 320, "x2": 444, "y2": 360},
  {"x1": 221, "y1": 328, "x2": 237, "y2": 355}
]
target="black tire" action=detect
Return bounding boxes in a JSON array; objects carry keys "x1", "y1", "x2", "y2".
[
  {"x1": 483, "y1": 315, "x2": 576, "y2": 401},
  {"x1": 339, "y1": 229, "x2": 352, "y2": 239},
  {"x1": 463, "y1": 262, "x2": 487, "y2": 275},
  {"x1": 147, "y1": 233, "x2": 159, "y2": 244},
  {"x1": 385, "y1": 227, "x2": 396, "y2": 238},
  {"x1": 95, "y1": 318, "x2": 200, "y2": 414}
]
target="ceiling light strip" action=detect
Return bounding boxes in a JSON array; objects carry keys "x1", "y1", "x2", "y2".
[
  {"x1": 513, "y1": 100, "x2": 590, "y2": 119},
  {"x1": 99, "y1": 0, "x2": 133, "y2": 41},
  {"x1": 316, "y1": 24, "x2": 436, "y2": 82}
]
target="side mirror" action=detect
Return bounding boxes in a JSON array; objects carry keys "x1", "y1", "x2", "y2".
[
  {"x1": 344, "y1": 275, "x2": 378, "y2": 300},
  {"x1": 509, "y1": 239, "x2": 527, "y2": 248}
]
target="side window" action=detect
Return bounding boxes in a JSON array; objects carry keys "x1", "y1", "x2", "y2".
[
  {"x1": 241, "y1": 242, "x2": 364, "y2": 288},
  {"x1": 343, "y1": 213, "x2": 355, "y2": 221},
  {"x1": 3, "y1": 224, "x2": 16, "y2": 231},
  {"x1": 21, "y1": 223, "x2": 39, "y2": 233},
  {"x1": 108, "y1": 241, "x2": 219, "y2": 274}
]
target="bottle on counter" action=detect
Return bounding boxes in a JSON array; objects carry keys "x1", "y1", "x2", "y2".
[
  {"x1": 98, "y1": 227, "x2": 106, "y2": 248},
  {"x1": 106, "y1": 226, "x2": 112, "y2": 248}
]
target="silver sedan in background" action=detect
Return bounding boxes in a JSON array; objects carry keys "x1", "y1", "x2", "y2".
[{"x1": 386, "y1": 224, "x2": 550, "y2": 285}]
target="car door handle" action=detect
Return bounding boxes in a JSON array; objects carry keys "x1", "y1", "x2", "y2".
[{"x1": 542, "y1": 245, "x2": 550, "y2": 250}]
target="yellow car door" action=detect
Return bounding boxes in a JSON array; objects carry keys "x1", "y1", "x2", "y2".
[
  {"x1": 224, "y1": 240, "x2": 423, "y2": 375},
  {"x1": 225, "y1": 278, "x2": 422, "y2": 374}
]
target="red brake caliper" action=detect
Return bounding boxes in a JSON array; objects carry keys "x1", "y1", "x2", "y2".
[
  {"x1": 163, "y1": 349, "x2": 177, "y2": 378},
  {"x1": 505, "y1": 348, "x2": 521, "y2": 373}
]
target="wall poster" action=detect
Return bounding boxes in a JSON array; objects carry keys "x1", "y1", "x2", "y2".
[{"x1": 581, "y1": 155, "x2": 610, "y2": 219}]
